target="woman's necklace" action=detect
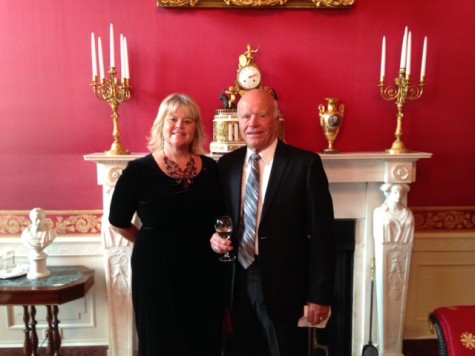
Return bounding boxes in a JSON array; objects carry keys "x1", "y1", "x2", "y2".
[{"x1": 163, "y1": 152, "x2": 198, "y2": 190}]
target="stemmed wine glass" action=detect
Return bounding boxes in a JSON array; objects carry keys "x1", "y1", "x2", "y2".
[{"x1": 215, "y1": 215, "x2": 235, "y2": 262}]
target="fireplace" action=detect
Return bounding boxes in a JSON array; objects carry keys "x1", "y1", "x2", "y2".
[
  {"x1": 85, "y1": 151, "x2": 431, "y2": 356},
  {"x1": 313, "y1": 219, "x2": 355, "y2": 356}
]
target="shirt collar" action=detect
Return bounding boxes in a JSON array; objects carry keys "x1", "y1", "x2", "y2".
[{"x1": 245, "y1": 138, "x2": 278, "y2": 166}]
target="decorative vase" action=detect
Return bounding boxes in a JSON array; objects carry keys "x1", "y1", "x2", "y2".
[{"x1": 318, "y1": 98, "x2": 345, "y2": 153}]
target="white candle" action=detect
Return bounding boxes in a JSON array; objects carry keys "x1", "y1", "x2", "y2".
[
  {"x1": 380, "y1": 36, "x2": 386, "y2": 79},
  {"x1": 120, "y1": 34, "x2": 124, "y2": 80},
  {"x1": 110, "y1": 23, "x2": 115, "y2": 68},
  {"x1": 406, "y1": 31, "x2": 412, "y2": 76},
  {"x1": 400, "y1": 26, "x2": 408, "y2": 69},
  {"x1": 124, "y1": 36, "x2": 129, "y2": 79},
  {"x1": 98, "y1": 37, "x2": 105, "y2": 80},
  {"x1": 421, "y1": 36, "x2": 428, "y2": 79},
  {"x1": 91, "y1": 33, "x2": 97, "y2": 77}
]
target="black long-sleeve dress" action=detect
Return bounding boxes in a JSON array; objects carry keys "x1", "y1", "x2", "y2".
[{"x1": 109, "y1": 154, "x2": 223, "y2": 356}]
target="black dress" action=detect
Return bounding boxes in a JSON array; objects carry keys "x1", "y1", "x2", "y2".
[{"x1": 109, "y1": 154, "x2": 224, "y2": 356}]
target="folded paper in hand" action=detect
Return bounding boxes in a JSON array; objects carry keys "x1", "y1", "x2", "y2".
[{"x1": 297, "y1": 305, "x2": 331, "y2": 328}]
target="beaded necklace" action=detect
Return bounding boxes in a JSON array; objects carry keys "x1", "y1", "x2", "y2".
[{"x1": 163, "y1": 153, "x2": 198, "y2": 190}]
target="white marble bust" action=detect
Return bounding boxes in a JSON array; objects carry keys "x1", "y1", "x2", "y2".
[
  {"x1": 21, "y1": 208, "x2": 56, "y2": 279},
  {"x1": 373, "y1": 183, "x2": 414, "y2": 244}
]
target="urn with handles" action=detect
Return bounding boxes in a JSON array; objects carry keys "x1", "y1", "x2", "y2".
[{"x1": 318, "y1": 98, "x2": 345, "y2": 153}]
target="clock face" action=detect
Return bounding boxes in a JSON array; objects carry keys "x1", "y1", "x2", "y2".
[{"x1": 237, "y1": 65, "x2": 262, "y2": 90}]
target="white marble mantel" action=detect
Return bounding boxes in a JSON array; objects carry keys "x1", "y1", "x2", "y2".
[{"x1": 84, "y1": 150, "x2": 432, "y2": 356}]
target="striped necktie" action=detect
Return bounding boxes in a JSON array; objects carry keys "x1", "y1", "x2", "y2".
[{"x1": 239, "y1": 153, "x2": 261, "y2": 269}]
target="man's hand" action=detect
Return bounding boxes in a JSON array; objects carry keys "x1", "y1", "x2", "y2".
[
  {"x1": 307, "y1": 303, "x2": 331, "y2": 326},
  {"x1": 210, "y1": 232, "x2": 233, "y2": 254}
]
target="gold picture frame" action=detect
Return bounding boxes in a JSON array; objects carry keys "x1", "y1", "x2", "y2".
[{"x1": 157, "y1": 0, "x2": 354, "y2": 9}]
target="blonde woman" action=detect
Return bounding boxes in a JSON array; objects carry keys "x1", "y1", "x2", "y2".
[{"x1": 109, "y1": 94, "x2": 223, "y2": 356}]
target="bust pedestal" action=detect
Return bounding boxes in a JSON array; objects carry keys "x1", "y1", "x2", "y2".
[{"x1": 26, "y1": 250, "x2": 51, "y2": 279}]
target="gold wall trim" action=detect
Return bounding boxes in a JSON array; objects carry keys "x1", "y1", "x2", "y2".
[
  {"x1": 0, "y1": 210, "x2": 103, "y2": 237},
  {"x1": 412, "y1": 206, "x2": 475, "y2": 232},
  {"x1": 157, "y1": 0, "x2": 354, "y2": 9}
]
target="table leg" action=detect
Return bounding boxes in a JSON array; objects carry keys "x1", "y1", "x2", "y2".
[
  {"x1": 22, "y1": 306, "x2": 31, "y2": 356},
  {"x1": 46, "y1": 305, "x2": 61, "y2": 356},
  {"x1": 22, "y1": 305, "x2": 39, "y2": 356}
]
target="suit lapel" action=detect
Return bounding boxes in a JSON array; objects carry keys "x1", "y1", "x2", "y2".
[
  {"x1": 229, "y1": 149, "x2": 246, "y2": 228},
  {"x1": 261, "y1": 141, "x2": 289, "y2": 222}
]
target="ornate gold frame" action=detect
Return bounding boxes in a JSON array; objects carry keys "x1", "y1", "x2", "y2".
[{"x1": 157, "y1": 0, "x2": 354, "y2": 9}]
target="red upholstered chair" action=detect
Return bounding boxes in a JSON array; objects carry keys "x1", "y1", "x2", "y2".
[{"x1": 429, "y1": 305, "x2": 475, "y2": 356}]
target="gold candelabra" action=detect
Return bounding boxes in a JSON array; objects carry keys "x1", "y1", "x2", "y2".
[
  {"x1": 379, "y1": 69, "x2": 425, "y2": 154},
  {"x1": 91, "y1": 68, "x2": 131, "y2": 155},
  {"x1": 379, "y1": 28, "x2": 427, "y2": 154}
]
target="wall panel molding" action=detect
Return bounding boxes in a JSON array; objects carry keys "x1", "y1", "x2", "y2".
[{"x1": 404, "y1": 226, "x2": 475, "y2": 339}]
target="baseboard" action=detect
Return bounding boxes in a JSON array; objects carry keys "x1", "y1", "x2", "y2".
[
  {"x1": 0, "y1": 346, "x2": 107, "y2": 356},
  {"x1": 403, "y1": 339, "x2": 439, "y2": 356},
  {"x1": 1, "y1": 339, "x2": 436, "y2": 355}
]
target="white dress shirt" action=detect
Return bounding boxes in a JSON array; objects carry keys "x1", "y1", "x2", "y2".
[{"x1": 241, "y1": 138, "x2": 278, "y2": 255}]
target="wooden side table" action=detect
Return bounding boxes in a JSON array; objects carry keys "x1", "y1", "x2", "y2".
[{"x1": 0, "y1": 265, "x2": 95, "y2": 356}]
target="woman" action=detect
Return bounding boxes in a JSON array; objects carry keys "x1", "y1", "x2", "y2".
[{"x1": 109, "y1": 94, "x2": 223, "y2": 356}]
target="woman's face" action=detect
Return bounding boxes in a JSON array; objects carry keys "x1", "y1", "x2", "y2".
[{"x1": 163, "y1": 107, "x2": 196, "y2": 151}]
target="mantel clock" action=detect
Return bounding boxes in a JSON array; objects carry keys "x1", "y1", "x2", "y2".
[
  {"x1": 211, "y1": 44, "x2": 284, "y2": 155},
  {"x1": 236, "y1": 45, "x2": 262, "y2": 92}
]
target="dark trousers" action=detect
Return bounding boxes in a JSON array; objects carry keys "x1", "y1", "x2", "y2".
[{"x1": 224, "y1": 259, "x2": 307, "y2": 356}]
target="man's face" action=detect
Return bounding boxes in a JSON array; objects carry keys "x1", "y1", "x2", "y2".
[
  {"x1": 237, "y1": 90, "x2": 279, "y2": 153},
  {"x1": 30, "y1": 210, "x2": 45, "y2": 230},
  {"x1": 32, "y1": 213, "x2": 41, "y2": 226}
]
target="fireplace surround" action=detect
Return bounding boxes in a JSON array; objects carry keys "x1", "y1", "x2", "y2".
[{"x1": 85, "y1": 150, "x2": 431, "y2": 356}]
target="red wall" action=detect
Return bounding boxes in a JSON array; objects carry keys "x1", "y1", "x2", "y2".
[{"x1": 0, "y1": 0, "x2": 474, "y2": 210}]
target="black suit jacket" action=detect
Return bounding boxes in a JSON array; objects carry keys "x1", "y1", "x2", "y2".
[{"x1": 218, "y1": 140, "x2": 336, "y2": 323}]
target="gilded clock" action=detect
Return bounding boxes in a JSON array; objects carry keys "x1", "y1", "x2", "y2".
[{"x1": 237, "y1": 65, "x2": 262, "y2": 90}]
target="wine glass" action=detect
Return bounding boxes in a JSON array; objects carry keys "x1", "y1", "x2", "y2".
[{"x1": 215, "y1": 215, "x2": 235, "y2": 262}]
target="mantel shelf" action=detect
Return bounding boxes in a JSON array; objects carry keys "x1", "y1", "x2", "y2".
[
  {"x1": 84, "y1": 151, "x2": 432, "y2": 163},
  {"x1": 84, "y1": 151, "x2": 433, "y2": 184}
]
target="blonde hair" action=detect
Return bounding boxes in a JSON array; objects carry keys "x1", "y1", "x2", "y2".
[{"x1": 147, "y1": 93, "x2": 206, "y2": 154}]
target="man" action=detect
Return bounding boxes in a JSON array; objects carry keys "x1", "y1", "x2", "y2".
[{"x1": 210, "y1": 89, "x2": 336, "y2": 356}]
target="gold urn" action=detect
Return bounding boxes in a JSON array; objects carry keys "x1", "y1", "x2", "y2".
[{"x1": 318, "y1": 98, "x2": 345, "y2": 153}]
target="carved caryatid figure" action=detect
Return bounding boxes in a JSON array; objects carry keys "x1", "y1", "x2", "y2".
[
  {"x1": 373, "y1": 183, "x2": 415, "y2": 354},
  {"x1": 21, "y1": 208, "x2": 56, "y2": 279},
  {"x1": 373, "y1": 183, "x2": 414, "y2": 244}
]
